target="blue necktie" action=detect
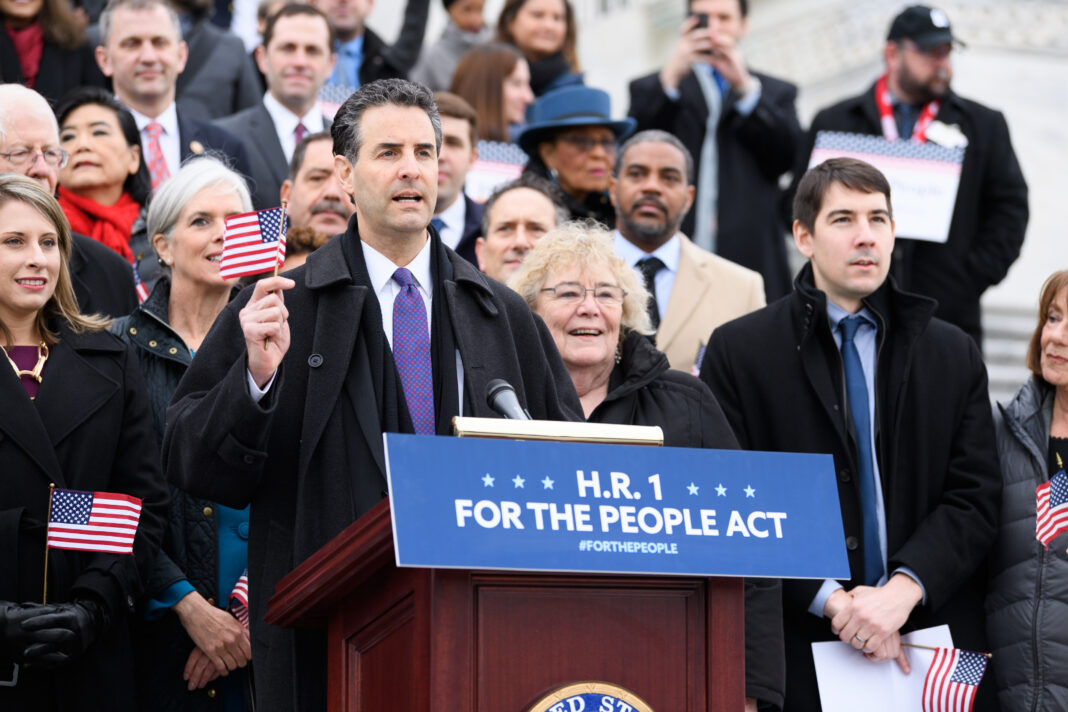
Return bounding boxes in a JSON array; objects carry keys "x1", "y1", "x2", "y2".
[
  {"x1": 430, "y1": 217, "x2": 445, "y2": 235},
  {"x1": 392, "y1": 268, "x2": 435, "y2": 435},
  {"x1": 839, "y1": 315, "x2": 884, "y2": 586}
]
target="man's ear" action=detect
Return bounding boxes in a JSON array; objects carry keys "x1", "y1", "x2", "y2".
[
  {"x1": 280, "y1": 179, "x2": 292, "y2": 204},
  {"x1": 474, "y1": 236, "x2": 487, "y2": 272},
  {"x1": 792, "y1": 219, "x2": 815, "y2": 259},
  {"x1": 95, "y1": 46, "x2": 113, "y2": 77}
]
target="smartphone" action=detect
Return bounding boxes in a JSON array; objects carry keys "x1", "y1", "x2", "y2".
[{"x1": 692, "y1": 12, "x2": 708, "y2": 28}]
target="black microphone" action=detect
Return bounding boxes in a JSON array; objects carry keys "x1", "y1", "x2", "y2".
[{"x1": 485, "y1": 379, "x2": 531, "y2": 420}]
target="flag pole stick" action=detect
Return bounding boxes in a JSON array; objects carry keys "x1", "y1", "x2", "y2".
[
  {"x1": 902, "y1": 643, "x2": 992, "y2": 659},
  {"x1": 43, "y1": 483, "x2": 55, "y2": 604},
  {"x1": 264, "y1": 200, "x2": 288, "y2": 352}
]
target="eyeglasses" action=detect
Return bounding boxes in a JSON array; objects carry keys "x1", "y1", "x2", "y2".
[
  {"x1": 557, "y1": 135, "x2": 617, "y2": 153},
  {"x1": 0, "y1": 147, "x2": 70, "y2": 168},
  {"x1": 540, "y1": 282, "x2": 626, "y2": 306}
]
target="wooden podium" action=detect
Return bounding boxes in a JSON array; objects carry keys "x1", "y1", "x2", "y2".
[{"x1": 266, "y1": 498, "x2": 744, "y2": 711}]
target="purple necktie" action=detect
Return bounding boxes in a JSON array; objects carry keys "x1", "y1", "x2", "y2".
[{"x1": 392, "y1": 268, "x2": 435, "y2": 435}]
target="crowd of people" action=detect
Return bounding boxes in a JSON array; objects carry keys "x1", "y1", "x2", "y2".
[{"x1": 0, "y1": 0, "x2": 1050, "y2": 710}]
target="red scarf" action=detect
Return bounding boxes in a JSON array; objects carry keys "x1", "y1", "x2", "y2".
[
  {"x1": 58, "y1": 187, "x2": 141, "y2": 263},
  {"x1": 5, "y1": 21, "x2": 44, "y2": 88}
]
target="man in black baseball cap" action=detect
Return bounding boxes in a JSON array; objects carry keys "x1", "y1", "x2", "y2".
[{"x1": 792, "y1": 3, "x2": 1028, "y2": 351}]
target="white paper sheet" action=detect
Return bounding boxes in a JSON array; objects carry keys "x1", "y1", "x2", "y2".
[{"x1": 812, "y1": 625, "x2": 953, "y2": 712}]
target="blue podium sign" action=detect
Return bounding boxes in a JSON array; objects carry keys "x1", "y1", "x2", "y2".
[{"x1": 384, "y1": 434, "x2": 849, "y2": 579}]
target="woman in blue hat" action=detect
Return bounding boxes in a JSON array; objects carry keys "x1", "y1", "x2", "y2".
[{"x1": 516, "y1": 85, "x2": 636, "y2": 228}]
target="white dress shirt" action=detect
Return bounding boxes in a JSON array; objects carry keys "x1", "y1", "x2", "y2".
[
  {"x1": 130, "y1": 103, "x2": 181, "y2": 178},
  {"x1": 433, "y1": 194, "x2": 467, "y2": 251},
  {"x1": 611, "y1": 231, "x2": 682, "y2": 322},
  {"x1": 262, "y1": 92, "x2": 326, "y2": 163}
]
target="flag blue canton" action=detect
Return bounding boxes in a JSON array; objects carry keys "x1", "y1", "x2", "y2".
[
  {"x1": 1050, "y1": 470, "x2": 1068, "y2": 508},
  {"x1": 257, "y1": 208, "x2": 287, "y2": 244},
  {"x1": 814, "y1": 131, "x2": 965, "y2": 163},
  {"x1": 51, "y1": 490, "x2": 93, "y2": 525},
  {"x1": 950, "y1": 651, "x2": 987, "y2": 686}
]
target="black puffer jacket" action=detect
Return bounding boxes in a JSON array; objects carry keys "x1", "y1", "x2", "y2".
[
  {"x1": 588, "y1": 331, "x2": 786, "y2": 708},
  {"x1": 111, "y1": 279, "x2": 248, "y2": 711},
  {"x1": 988, "y1": 377, "x2": 1068, "y2": 711}
]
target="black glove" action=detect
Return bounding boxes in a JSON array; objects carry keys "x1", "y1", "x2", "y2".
[
  {"x1": 18, "y1": 599, "x2": 105, "y2": 670},
  {"x1": 0, "y1": 601, "x2": 52, "y2": 663}
]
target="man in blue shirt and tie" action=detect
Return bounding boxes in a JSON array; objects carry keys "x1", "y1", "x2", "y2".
[{"x1": 700, "y1": 157, "x2": 1001, "y2": 710}]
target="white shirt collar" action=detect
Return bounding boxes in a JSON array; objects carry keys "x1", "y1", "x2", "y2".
[
  {"x1": 434, "y1": 193, "x2": 467, "y2": 250},
  {"x1": 262, "y1": 92, "x2": 326, "y2": 138},
  {"x1": 361, "y1": 234, "x2": 434, "y2": 299},
  {"x1": 611, "y1": 231, "x2": 681, "y2": 273},
  {"x1": 129, "y1": 102, "x2": 179, "y2": 137}
]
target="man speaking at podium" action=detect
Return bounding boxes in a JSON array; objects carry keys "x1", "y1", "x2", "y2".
[{"x1": 163, "y1": 79, "x2": 581, "y2": 712}]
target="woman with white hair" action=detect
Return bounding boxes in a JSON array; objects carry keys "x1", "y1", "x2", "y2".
[
  {"x1": 509, "y1": 221, "x2": 784, "y2": 710},
  {"x1": 110, "y1": 156, "x2": 254, "y2": 710}
]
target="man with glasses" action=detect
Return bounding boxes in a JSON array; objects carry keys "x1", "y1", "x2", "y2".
[
  {"x1": 795, "y1": 4, "x2": 1028, "y2": 348},
  {"x1": 0, "y1": 83, "x2": 137, "y2": 317}
]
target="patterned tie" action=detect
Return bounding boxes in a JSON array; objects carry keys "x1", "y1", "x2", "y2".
[
  {"x1": 143, "y1": 121, "x2": 170, "y2": 190},
  {"x1": 392, "y1": 268, "x2": 435, "y2": 435},
  {"x1": 636, "y1": 256, "x2": 665, "y2": 331},
  {"x1": 692, "y1": 65, "x2": 723, "y2": 253},
  {"x1": 839, "y1": 315, "x2": 884, "y2": 586},
  {"x1": 294, "y1": 122, "x2": 307, "y2": 144}
]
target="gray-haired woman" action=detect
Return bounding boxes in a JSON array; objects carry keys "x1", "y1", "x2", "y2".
[
  {"x1": 110, "y1": 156, "x2": 254, "y2": 710},
  {"x1": 509, "y1": 221, "x2": 784, "y2": 710}
]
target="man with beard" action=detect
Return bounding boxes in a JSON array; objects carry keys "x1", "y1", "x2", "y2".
[
  {"x1": 281, "y1": 130, "x2": 354, "y2": 235},
  {"x1": 217, "y1": 4, "x2": 337, "y2": 209},
  {"x1": 796, "y1": 5, "x2": 1028, "y2": 348},
  {"x1": 610, "y1": 130, "x2": 764, "y2": 376}
]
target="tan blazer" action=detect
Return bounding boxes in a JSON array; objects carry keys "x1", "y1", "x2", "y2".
[{"x1": 656, "y1": 236, "x2": 766, "y2": 375}]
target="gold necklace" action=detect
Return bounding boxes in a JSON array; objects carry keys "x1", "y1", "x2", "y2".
[{"x1": 1, "y1": 342, "x2": 49, "y2": 383}]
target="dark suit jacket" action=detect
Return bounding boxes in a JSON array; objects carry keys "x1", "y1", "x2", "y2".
[
  {"x1": 176, "y1": 109, "x2": 252, "y2": 181},
  {"x1": 0, "y1": 323, "x2": 168, "y2": 711},
  {"x1": 700, "y1": 266, "x2": 1001, "y2": 711},
  {"x1": 795, "y1": 84, "x2": 1029, "y2": 344},
  {"x1": 70, "y1": 233, "x2": 137, "y2": 319},
  {"x1": 215, "y1": 102, "x2": 331, "y2": 210},
  {"x1": 357, "y1": 0, "x2": 429, "y2": 85},
  {"x1": 163, "y1": 222, "x2": 581, "y2": 712},
  {"x1": 0, "y1": 33, "x2": 107, "y2": 106},
  {"x1": 628, "y1": 69, "x2": 801, "y2": 300},
  {"x1": 175, "y1": 19, "x2": 260, "y2": 122},
  {"x1": 452, "y1": 193, "x2": 482, "y2": 267}
]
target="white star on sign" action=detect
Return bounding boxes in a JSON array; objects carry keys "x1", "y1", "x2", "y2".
[
  {"x1": 715, "y1": 484, "x2": 727, "y2": 496},
  {"x1": 687, "y1": 482, "x2": 699, "y2": 496},
  {"x1": 482, "y1": 473, "x2": 494, "y2": 487},
  {"x1": 512, "y1": 475, "x2": 525, "y2": 488},
  {"x1": 541, "y1": 476, "x2": 554, "y2": 490},
  {"x1": 744, "y1": 485, "x2": 756, "y2": 498}
]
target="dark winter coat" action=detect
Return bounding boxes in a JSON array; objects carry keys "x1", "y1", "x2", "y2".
[
  {"x1": 795, "y1": 83, "x2": 1029, "y2": 344},
  {"x1": 112, "y1": 279, "x2": 249, "y2": 711},
  {"x1": 0, "y1": 30, "x2": 107, "y2": 106},
  {"x1": 0, "y1": 322, "x2": 169, "y2": 711},
  {"x1": 628, "y1": 69, "x2": 801, "y2": 300},
  {"x1": 588, "y1": 330, "x2": 785, "y2": 708},
  {"x1": 162, "y1": 223, "x2": 581, "y2": 712},
  {"x1": 988, "y1": 377, "x2": 1068, "y2": 711},
  {"x1": 700, "y1": 264, "x2": 1001, "y2": 711},
  {"x1": 357, "y1": 0, "x2": 429, "y2": 87}
]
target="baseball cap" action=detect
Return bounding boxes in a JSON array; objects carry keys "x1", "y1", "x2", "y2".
[{"x1": 887, "y1": 5, "x2": 964, "y2": 49}]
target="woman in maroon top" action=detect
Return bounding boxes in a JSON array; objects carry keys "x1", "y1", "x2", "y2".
[
  {"x1": 0, "y1": 0, "x2": 106, "y2": 105},
  {"x1": 0, "y1": 173, "x2": 168, "y2": 711}
]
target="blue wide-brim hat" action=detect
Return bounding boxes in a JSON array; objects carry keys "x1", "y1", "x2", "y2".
[{"x1": 516, "y1": 85, "x2": 637, "y2": 157}]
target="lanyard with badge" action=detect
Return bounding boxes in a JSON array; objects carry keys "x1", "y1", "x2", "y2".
[{"x1": 873, "y1": 74, "x2": 941, "y2": 143}]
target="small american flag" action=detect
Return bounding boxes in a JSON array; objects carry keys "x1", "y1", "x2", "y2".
[
  {"x1": 229, "y1": 569, "x2": 249, "y2": 628},
  {"x1": 1036, "y1": 466, "x2": 1068, "y2": 549},
  {"x1": 132, "y1": 261, "x2": 149, "y2": 303},
  {"x1": 219, "y1": 206, "x2": 288, "y2": 280},
  {"x1": 47, "y1": 488, "x2": 142, "y2": 554},
  {"x1": 921, "y1": 647, "x2": 988, "y2": 712}
]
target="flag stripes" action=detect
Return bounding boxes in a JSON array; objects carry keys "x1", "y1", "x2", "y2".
[{"x1": 47, "y1": 489, "x2": 142, "y2": 554}]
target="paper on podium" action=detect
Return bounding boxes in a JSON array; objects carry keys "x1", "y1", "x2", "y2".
[{"x1": 813, "y1": 625, "x2": 953, "y2": 712}]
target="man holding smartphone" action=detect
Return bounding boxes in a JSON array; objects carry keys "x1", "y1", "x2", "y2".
[{"x1": 627, "y1": 0, "x2": 801, "y2": 303}]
